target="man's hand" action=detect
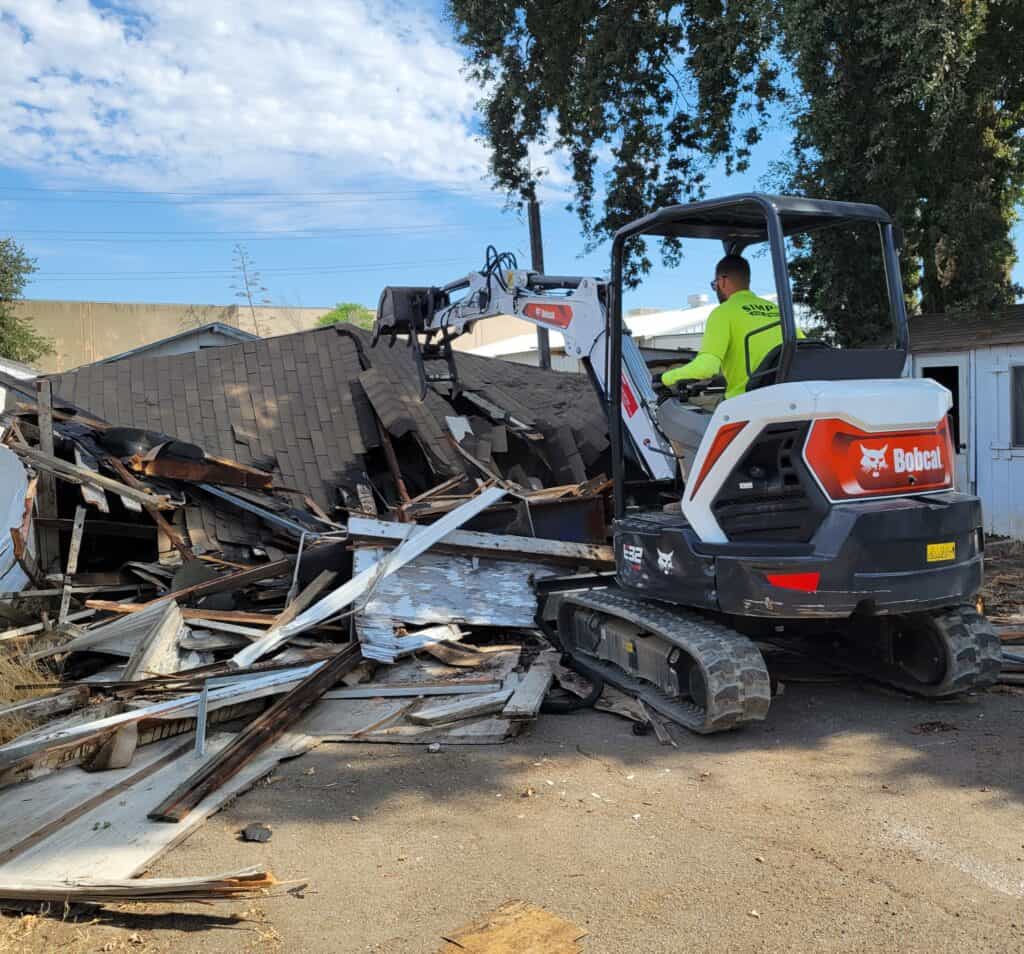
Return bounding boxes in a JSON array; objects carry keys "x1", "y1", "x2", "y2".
[{"x1": 660, "y1": 368, "x2": 684, "y2": 389}]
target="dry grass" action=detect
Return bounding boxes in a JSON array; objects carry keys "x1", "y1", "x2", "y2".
[{"x1": 0, "y1": 650, "x2": 53, "y2": 744}]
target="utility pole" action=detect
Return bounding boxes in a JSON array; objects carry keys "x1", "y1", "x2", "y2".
[{"x1": 528, "y1": 198, "x2": 552, "y2": 370}]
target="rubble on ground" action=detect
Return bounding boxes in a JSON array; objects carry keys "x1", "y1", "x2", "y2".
[{"x1": 0, "y1": 334, "x2": 616, "y2": 915}]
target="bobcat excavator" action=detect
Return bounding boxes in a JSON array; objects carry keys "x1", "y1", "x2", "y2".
[{"x1": 373, "y1": 194, "x2": 1001, "y2": 733}]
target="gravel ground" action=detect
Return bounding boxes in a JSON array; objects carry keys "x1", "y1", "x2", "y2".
[{"x1": 4, "y1": 678, "x2": 1024, "y2": 954}]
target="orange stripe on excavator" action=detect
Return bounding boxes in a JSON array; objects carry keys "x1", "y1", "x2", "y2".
[{"x1": 689, "y1": 421, "x2": 747, "y2": 500}]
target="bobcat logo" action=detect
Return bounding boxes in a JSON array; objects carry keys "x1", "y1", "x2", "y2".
[
  {"x1": 859, "y1": 444, "x2": 889, "y2": 479},
  {"x1": 657, "y1": 549, "x2": 673, "y2": 574}
]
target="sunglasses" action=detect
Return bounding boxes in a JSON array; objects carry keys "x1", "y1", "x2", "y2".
[{"x1": 709, "y1": 276, "x2": 722, "y2": 290}]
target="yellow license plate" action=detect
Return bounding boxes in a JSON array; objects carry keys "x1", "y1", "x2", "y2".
[{"x1": 927, "y1": 542, "x2": 956, "y2": 563}]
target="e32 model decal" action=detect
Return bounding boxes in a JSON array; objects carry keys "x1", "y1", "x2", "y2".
[{"x1": 622, "y1": 543, "x2": 644, "y2": 570}]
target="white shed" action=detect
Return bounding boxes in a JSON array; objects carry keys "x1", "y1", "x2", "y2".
[{"x1": 911, "y1": 306, "x2": 1024, "y2": 539}]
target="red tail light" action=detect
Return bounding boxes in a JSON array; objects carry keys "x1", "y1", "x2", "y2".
[
  {"x1": 766, "y1": 571, "x2": 820, "y2": 593},
  {"x1": 690, "y1": 421, "x2": 747, "y2": 499},
  {"x1": 804, "y1": 417, "x2": 954, "y2": 501}
]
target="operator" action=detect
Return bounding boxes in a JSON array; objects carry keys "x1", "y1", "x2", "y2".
[{"x1": 661, "y1": 254, "x2": 796, "y2": 399}]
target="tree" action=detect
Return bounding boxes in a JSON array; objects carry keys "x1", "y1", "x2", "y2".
[
  {"x1": 231, "y1": 244, "x2": 273, "y2": 336},
  {"x1": 448, "y1": 1, "x2": 781, "y2": 286},
  {"x1": 779, "y1": 0, "x2": 1024, "y2": 343},
  {"x1": 0, "y1": 237, "x2": 54, "y2": 364},
  {"x1": 317, "y1": 302, "x2": 375, "y2": 330},
  {"x1": 447, "y1": 1, "x2": 1024, "y2": 343}
]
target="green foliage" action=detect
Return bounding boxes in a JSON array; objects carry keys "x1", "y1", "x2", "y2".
[
  {"x1": 780, "y1": 0, "x2": 1024, "y2": 342},
  {"x1": 317, "y1": 302, "x2": 375, "y2": 330},
  {"x1": 448, "y1": 1, "x2": 1024, "y2": 344},
  {"x1": 448, "y1": 0, "x2": 782, "y2": 286},
  {"x1": 0, "y1": 237, "x2": 54, "y2": 364}
]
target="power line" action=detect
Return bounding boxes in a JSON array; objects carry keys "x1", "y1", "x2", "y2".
[
  {"x1": 0, "y1": 185, "x2": 477, "y2": 197},
  {"x1": 13, "y1": 223, "x2": 501, "y2": 236},
  {"x1": 9, "y1": 224, "x2": 520, "y2": 244},
  {"x1": 0, "y1": 186, "x2": 486, "y2": 205},
  {"x1": 33, "y1": 257, "x2": 471, "y2": 281}
]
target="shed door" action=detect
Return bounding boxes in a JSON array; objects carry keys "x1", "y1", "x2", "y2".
[
  {"x1": 973, "y1": 348, "x2": 1024, "y2": 539},
  {"x1": 914, "y1": 353, "x2": 970, "y2": 492}
]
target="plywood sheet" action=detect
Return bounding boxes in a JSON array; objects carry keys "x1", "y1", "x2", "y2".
[{"x1": 0, "y1": 731, "x2": 315, "y2": 880}]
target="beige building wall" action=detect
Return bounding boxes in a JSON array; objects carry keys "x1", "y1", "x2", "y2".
[
  {"x1": 450, "y1": 314, "x2": 538, "y2": 352},
  {"x1": 13, "y1": 300, "x2": 331, "y2": 372}
]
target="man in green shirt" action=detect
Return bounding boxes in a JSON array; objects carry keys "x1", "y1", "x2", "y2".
[{"x1": 661, "y1": 255, "x2": 790, "y2": 399}]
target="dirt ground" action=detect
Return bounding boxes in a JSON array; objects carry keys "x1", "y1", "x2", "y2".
[{"x1": 4, "y1": 677, "x2": 1024, "y2": 954}]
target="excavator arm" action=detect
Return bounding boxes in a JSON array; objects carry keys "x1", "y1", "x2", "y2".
[{"x1": 373, "y1": 250, "x2": 677, "y2": 481}]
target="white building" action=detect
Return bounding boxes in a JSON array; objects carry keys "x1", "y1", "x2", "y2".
[
  {"x1": 467, "y1": 299, "x2": 729, "y2": 370},
  {"x1": 911, "y1": 306, "x2": 1024, "y2": 539},
  {"x1": 465, "y1": 294, "x2": 804, "y2": 371}
]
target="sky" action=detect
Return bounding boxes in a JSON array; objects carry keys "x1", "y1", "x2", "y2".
[{"x1": 2, "y1": 0, "x2": 1022, "y2": 317}]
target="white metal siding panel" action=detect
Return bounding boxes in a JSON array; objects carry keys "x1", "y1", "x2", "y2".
[{"x1": 974, "y1": 346, "x2": 1024, "y2": 538}]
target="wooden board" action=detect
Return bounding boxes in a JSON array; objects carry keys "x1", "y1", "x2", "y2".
[
  {"x1": 321, "y1": 682, "x2": 503, "y2": 699},
  {"x1": 439, "y1": 899, "x2": 587, "y2": 953},
  {"x1": 296, "y1": 698, "x2": 411, "y2": 739},
  {"x1": 121, "y1": 601, "x2": 186, "y2": 680},
  {"x1": 349, "y1": 515, "x2": 613, "y2": 567},
  {"x1": 409, "y1": 689, "x2": 514, "y2": 726},
  {"x1": 0, "y1": 731, "x2": 316, "y2": 880},
  {"x1": 0, "y1": 735, "x2": 192, "y2": 863},
  {"x1": 502, "y1": 655, "x2": 556, "y2": 719},
  {"x1": 332, "y1": 715, "x2": 517, "y2": 746}
]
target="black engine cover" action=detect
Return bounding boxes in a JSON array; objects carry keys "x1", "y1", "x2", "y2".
[{"x1": 614, "y1": 512, "x2": 718, "y2": 610}]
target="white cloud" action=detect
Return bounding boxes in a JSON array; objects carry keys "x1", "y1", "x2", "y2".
[{"x1": 0, "y1": 0, "x2": 496, "y2": 200}]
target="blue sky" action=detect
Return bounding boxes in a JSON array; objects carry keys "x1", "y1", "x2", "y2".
[{"x1": 2, "y1": 1, "x2": 1021, "y2": 317}]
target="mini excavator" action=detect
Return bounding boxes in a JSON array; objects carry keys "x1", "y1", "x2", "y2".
[{"x1": 373, "y1": 194, "x2": 1001, "y2": 733}]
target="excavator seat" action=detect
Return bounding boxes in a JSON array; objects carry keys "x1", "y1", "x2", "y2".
[{"x1": 656, "y1": 398, "x2": 712, "y2": 476}]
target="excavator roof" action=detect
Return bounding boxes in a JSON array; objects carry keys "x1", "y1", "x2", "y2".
[{"x1": 616, "y1": 192, "x2": 892, "y2": 244}]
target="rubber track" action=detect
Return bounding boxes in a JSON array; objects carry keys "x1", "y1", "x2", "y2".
[
  {"x1": 560, "y1": 588, "x2": 771, "y2": 734},
  {"x1": 888, "y1": 605, "x2": 1003, "y2": 697}
]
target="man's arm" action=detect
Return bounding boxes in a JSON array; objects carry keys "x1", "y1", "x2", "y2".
[{"x1": 660, "y1": 308, "x2": 730, "y2": 388}]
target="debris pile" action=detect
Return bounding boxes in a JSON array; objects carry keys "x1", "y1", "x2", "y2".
[{"x1": 0, "y1": 331, "x2": 616, "y2": 912}]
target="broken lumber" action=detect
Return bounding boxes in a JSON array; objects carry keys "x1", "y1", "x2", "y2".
[
  {"x1": 347, "y1": 515, "x2": 613, "y2": 568},
  {"x1": 0, "y1": 687, "x2": 89, "y2": 726},
  {"x1": 503, "y1": 655, "x2": 556, "y2": 719},
  {"x1": 85, "y1": 602, "x2": 277, "y2": 626},
  {"x1": 57, "y1": 506, "x2": 86, "y2": 624},
  {"x1": 0, "y1": 663, "x2": 323, "y2": 781},
  {"x1": 8, "y1": 443, "x2": 176, "y2": 510},
  {"x1": 231, "y1": 486, "x2": 507, "y2": 667},
  {"x1": 107, "y1": 457, "x2": 193, "y2": 559},
  {"x1": 440, "y1": 899, "x2": 587, "y2": 953},
  {"x1": 120, "y1": 600, "x2": 187, "y2": 681},
  {"x1": 0, "y1": 866, "x2": 296, "y2": 904},
  {"x1": 148, "y1": 643, "x2": 362, "y2": 822},
  {"x1": 30, "y1": 600, "x2": 180, "y2": 660},
  {"x1": 408, "y1": 689, "x2": 514, "y2": 726}
]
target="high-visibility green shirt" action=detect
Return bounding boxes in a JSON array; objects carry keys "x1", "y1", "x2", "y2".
[{"x1": 661, "y1": 290, "x2": 800, "y2": 398}]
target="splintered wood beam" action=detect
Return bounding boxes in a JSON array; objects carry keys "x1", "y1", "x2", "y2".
[
  {"x1": 85, "y1": 601, "x2": 278, "y2": 626},
  {"x1": 148, "y1": 644, "x2": 362, "y2": 823},
  {"x1": 0, "y1": 866, "x2": 295, "y2": 904},
  {"x1": 106, "y1": 457, "x2": 193, "y2": 559},
  {"x1": 8, "y1": 444, "x2": 176, "y2": 510},
  {"x1": 57, "y1": 506, "x2": 87, "y2": 625},
  {"x1": 126, "y1": 451, "x2": 273, "y2": 490},
  {"x1": 347, "y1": 516, "x2": 614, "y2": 567},
  {"x1": 33, "y1": 380, "x2": 59, "y2": 572}
]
